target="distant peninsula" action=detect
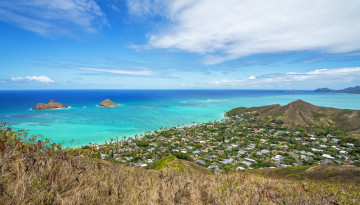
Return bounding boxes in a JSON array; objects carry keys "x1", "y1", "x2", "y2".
[
  {"x1": 33, "y1": 100, "x2": 68, "y2": 110},
  {"x1": 98, "y1": 99, "x2": 118, "y2": 107},
  {"x1": 314, "y1": 85, "x2": 360, "y2": 94}
]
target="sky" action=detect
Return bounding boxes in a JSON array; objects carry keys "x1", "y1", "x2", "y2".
[{"x1": 1, "y1": 0, "x2": 360, "y2": 90}]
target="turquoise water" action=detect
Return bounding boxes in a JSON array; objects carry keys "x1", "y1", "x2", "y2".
[{"x1": 1, "y1": 90, "x2": 359, "y2": 147}]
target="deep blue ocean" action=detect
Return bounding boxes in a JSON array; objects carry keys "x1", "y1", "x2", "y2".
[{"x1": 1, "y1": 90, "x2": 359, "y2": 147}]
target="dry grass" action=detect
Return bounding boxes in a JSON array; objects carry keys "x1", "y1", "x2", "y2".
[{"x1": 1, "y1": 127, "x2": 359, "y2": 204}]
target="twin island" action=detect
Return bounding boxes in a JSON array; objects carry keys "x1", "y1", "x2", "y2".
[{"x1": 32, "y1": 99, "x2": 118, "y2": 110}]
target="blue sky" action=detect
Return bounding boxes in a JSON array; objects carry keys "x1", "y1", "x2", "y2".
[{"x1": 1, "y1": 0, "x2": 360, "y2": 90}]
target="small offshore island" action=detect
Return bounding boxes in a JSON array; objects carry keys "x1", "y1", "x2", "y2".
[
  {"x1": 32, "y1": 100, "x2": 69, "y2": 110},
  {"x1": 98, "y1": 99, "x2": 118, "y2": 107}
]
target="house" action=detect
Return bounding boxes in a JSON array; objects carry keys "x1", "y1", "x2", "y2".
[
  {"x1": 236, "y1": 166, "x2": 245, "y2": 171},
  {"x1": 209, "y1": 154, "x2": 219, "y2": 158},
  {"x1": 238, "y1": 150, "x2": 246, "y2": 155},
  {"x1": 293, "y1": 131, "x2": 301, "y2": 136},
  {"x1": 207, "y1": 164, "x2": 219, "y2": 169},
  {"x1": 347, "y1": 143, "x2": 355, "y2": 148},
  {"x1": 245, "y1": 158, "x2": 256, "y2": 162},
  {"x1": 221, "y1": 158, "x2": 234, "y2": 164},
  {"x1": 192, "y1": 150, "x2": 201, "y2": 154},
  {"x1": 331, "y1": 139, "x2": 339, "y2": 143},
  {"x1": 311, "y1": 148, "x2": 323, "y2": 152},
  {"x1": 300, "y1": 155, "x2": 308, "y2": 160},
  {"x1": 271, "y1": 155, "x2": 283, "y2": 161},
  {"x1": 196, "y1": 159, "x2": 206, "y2": 165},
  {"x1": 327, "y1": 134, "x2": 335, "y2": 138},
  {"x1": 241, "y1": 161, "x2": 252, "y2": 167},
  {"x1": 306, "y1": 152, "x2": 315, "y2": 156},
  {"x1": 261, "y1": 149, "x2": 270, "y2": 154},
  {"x1": 322, "y1": 154, "x2": 334, "y2": 159},
  {"x1": 100, "y1": 154, "x2": 108, "y2": 159},
  {"x1": 339, "y1": 151, "x2": 348, "y2": 156}
]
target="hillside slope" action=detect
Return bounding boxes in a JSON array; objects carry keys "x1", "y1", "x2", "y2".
[
  {"x1": 227, "y1": 99, "x2": 360, "y2": 131},
  {"x1": 1, "y1": 126, "x2": 360, "y2": 204}
]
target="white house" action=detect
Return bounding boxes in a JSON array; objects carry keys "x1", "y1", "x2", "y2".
[
  {"x1": 245, "y1": 158, "x2": 256, "y2": 162},
  {"x1": 347, "y1": 143, "x2": 355, "y2": 148},
  {"x1": 236, "y1": 166, "x2": 245, "y2": 171},
  {"x1": 322, "y1": 154, "x2": 334, "y2": 159},
  {"x1": 271, "y1": 155, "x2": 284, "y2": 161}
]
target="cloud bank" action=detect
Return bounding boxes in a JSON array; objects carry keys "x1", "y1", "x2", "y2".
[
  {"x1": 0, "y1": 0, "x2": 106, "y2": 36},
  {"x1": 133, "y1": 0, "x2": 360, "y2": 64},
  {"x1": 11, "y1": 76, "x2": 54, "y2": 83},
  {"x1": 210, "y1": 67, "x2": 360, "y2": 87}
]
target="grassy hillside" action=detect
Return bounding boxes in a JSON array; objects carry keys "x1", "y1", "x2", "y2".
[
  {"x1": 253, "y1": 165, "x2": 360, "y2": 184},
  {"x1": 1, "y1": 126, "x2": 359, "y2": 204},
  {"x1": 227, "y1": 99, "x2": 360, "y2": 132}
]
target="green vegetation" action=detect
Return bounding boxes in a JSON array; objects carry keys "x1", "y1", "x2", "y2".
[{"x1": 147, "y1": 155, "x2": 188, "y2": 172}]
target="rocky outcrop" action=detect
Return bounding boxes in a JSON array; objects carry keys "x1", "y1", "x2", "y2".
[
  {"x1": 33, "y1": 100, "x2": 68, "y2": 110},
  {"x1": 98, "y1": 99, "x2": 118, "y2": 107}
]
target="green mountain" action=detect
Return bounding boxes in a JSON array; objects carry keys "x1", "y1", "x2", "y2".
[
  {"x1": 315, "y1": 85, "x2": 360, "y2": 94},
  {"x1": 227, "y1": 99, "x2": 360, "y2": 131}
]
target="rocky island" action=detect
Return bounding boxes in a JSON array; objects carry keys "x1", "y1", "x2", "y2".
[
  {"x1": 32, "y1": 100, "x2": 69, "y2": 110},
  {"x1": 98, "y1": 99, "x2": 118, "y2": 107}
]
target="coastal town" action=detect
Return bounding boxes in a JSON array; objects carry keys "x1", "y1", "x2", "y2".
[{"x1": 94, "y1": 109, "x2": 360, "y2": 173}]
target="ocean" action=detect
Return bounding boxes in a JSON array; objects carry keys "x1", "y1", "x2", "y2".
[{"x1": 1, "y1": 89, "x2": 359, "y2": 147}]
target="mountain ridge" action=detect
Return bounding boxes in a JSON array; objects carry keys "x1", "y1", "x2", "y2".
[
  {"x1": 227, "y1": 99, "x2": 360, "y2": 131},
  {"x1": 315, "y1": 86, "x2": 360, "y2": 94}
]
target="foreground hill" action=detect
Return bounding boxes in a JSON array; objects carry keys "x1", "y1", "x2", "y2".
[
  {"x1": 315, "y1": 85, "x2": 360, "y2": 94},
  {"x1": 1, "y1": 126, "x2": 359, "y2": 204},
  {"x1": 227, "y1": 99, "x2": 360, "y2": 131}
]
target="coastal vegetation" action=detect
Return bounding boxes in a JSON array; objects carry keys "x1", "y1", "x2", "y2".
[{"x1": 1, "y1": 99, "x2": 360, "y2": 204}]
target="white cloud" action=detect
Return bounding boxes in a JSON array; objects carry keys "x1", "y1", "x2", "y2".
[
  {"x1": 134, "y1": 0, "x2": 360, "y2": 64},
  {"x1": 76, "y1": 67, "x2": 155, "y2": 76},
  {"x1": 210, "y1": 67, "x2": 360, "y2": 87},
  {"x1": 0, "y1": 0, "x2": 106, "y2": 36},
  {"x1": 10, "y1": 75, "x2": 54, "y2": 83}
]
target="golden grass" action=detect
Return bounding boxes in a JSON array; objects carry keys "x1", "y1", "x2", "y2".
[{"x1": 1, "y1": 127, "x2": 359, "y2": 204}]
